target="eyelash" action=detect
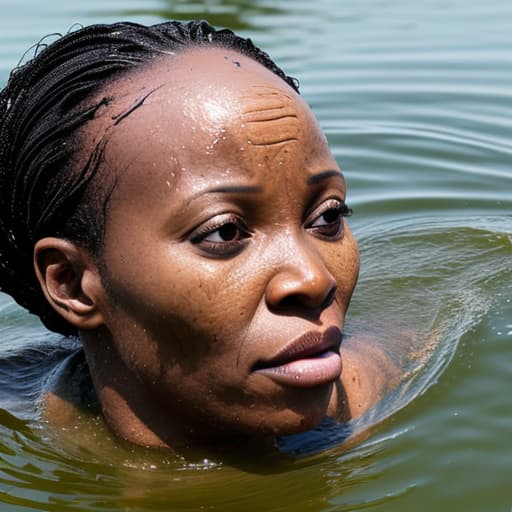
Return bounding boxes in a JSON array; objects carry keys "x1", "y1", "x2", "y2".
[
  {"x1": 189, "y1": 214, "x2": 252, "y2": 257},
  {"x1": 189, "y1": 199, "x2": 353, "y2": 257},
  {"x1": 304, "y1": 198, "x2": 352, "y2": 241}
]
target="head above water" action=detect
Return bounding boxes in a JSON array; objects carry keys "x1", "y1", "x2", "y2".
[
  {"x1": 0, "y1": 20, "x2": 298, "y2": 336},
  {"x1": 0, "y1": 21, "x2": 360, "y2": 447}
]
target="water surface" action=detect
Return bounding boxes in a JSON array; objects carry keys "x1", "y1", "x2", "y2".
[{"x1": 1, "y1": 0, "x2": 511, "y2": 510}]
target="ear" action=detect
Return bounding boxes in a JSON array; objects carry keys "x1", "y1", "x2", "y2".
[{"x1": 34, "y1": 238, "x2": 106, "y2": 331}]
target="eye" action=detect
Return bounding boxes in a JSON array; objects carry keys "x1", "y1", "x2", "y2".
[
  {"x1": 189, "y1": 213, "x2": 252, "y2": 257},
  {"x1": 305, "y1": 198, "x2": 352, "y2": 240}
]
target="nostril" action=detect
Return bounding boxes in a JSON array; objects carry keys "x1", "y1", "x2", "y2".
[
  {"x1": 273, "y1": 285, "x2": 337, "y2": 312},
  {"x1": 276, "y1": 294, "x2": 301, "y2": 311},
  {"x1": 320, "y1": 286, "x2": 337, "y2": 310}
]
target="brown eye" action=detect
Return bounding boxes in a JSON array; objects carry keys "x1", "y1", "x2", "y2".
[
  {"x1": 203, "y1": 222, "x2": 241, "y2": 243},
  {"x1": 306, "y1": 198, "x2": 352, "y2": 240},
  {"x1": 190, "y1": 214, "x2": 252, "y2": 257}
]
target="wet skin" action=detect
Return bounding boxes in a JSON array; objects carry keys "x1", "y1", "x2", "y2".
[{"x1": 36, "y1": 47, "x2": 391, "y2": 449}]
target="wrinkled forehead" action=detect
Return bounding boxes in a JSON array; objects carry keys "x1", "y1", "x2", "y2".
[
  {"x1": 81, "y1": 45, "x2": 317, "y2": 147},
  {"x1": 75, "y1": 46, "x2": 333, "y2": 201},
  {"x1": 144, "y1": 46, "x2": 303, "y2": 121}
]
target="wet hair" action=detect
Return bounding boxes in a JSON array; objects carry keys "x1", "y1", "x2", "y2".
[{"x1": 0, "y1": 20, "x2": 299, "y2": 336}]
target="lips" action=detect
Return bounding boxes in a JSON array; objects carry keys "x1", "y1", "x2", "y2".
[{"x1": 252, "y1": 326, "x2": 343, "y2": 388}]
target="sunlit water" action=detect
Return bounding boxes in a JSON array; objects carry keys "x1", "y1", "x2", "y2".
[{"x1": 1, "y1": 0, "x2": 511, "y2": 510}]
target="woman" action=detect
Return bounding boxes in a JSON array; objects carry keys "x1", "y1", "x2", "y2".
[{"x1": 0, "y1": 20, "x2": 394, "y2": 450}]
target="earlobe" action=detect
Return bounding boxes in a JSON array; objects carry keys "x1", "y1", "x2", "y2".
[{"x1": 34, "y1": 238, "x2": 105, "y2": 331}]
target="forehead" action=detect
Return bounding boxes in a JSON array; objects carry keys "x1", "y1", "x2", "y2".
[
  {"x1": 80, "y1": 46, "x2": 337, "y2": 199},
  {"x1": 89, "y1": 46, "x2": 304, "y2": 129},
  {"x1": 86, "y1": 47, "x2": 321, "y2": 139}
]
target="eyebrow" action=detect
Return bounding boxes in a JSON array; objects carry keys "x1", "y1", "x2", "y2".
[
  {"x1": 207, "y1": 185, "x2": 264, "y2": 194},
  {"x1": 307, "y1": 170, "x2": 343, "y2": 185},
  {"x1": 186, "y1": 173, "x2": 341, "y2": 205},
  {"x1": 185, "y1": 184, "x2": 263, "y2": 205}
]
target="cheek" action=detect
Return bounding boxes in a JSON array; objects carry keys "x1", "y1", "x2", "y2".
[
  {"x1": 328, "y1": 230, "x2": 360, "y2": 302},
  {"x1": 102, "y1": 242, "x2": 252, "y2": 352}
]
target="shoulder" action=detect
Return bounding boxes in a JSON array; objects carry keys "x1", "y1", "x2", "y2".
[
  {"x1": 338, "y1": 334, "x2": 399, "y2": 420},
  {"x1": 42, "y1": 348, "x2": 99, "y2": 426}
]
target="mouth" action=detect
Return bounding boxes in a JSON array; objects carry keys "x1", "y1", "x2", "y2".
[{"x1": 252, "y1": 326, "x2": 343, "y2": 388}]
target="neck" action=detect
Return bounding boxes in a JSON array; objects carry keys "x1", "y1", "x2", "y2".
[{"x1": 81, "y1": 329, "x2": 175, "y2": 449}]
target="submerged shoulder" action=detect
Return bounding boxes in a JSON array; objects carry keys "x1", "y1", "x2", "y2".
[
  {"x1": 42, "y1": 348, "x2": 99, "y2": 426},
  {"x1": 339, "y1": 334, "x2": 399, "y2": 420}
]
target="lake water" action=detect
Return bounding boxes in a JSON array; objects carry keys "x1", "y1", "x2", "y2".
[{"x1": 0, "y1": 0, "x2": 511, "y2": 510}]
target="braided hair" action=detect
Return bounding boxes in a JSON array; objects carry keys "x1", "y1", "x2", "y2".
[{"x1": 0, "y1": 20, "x2": 299, "y2": 336}]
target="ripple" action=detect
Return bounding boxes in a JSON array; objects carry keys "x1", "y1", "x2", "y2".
[
  {"x1": 0, "y1": 0, "x2": 511, "y2": 509},
  {"x1": 326, "y1": 121, "x2": 512, "y2": 156}
]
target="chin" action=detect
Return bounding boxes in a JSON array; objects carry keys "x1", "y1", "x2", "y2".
[
  {"x1": 175, "y1": 384, "x2": 336, "y2": 444},
  {"x1": 249, "y1": 385, "x2": 335, "y2": 436},
  {"x1": 245, "y1": 402, "x2": 331, "y2": 438},
  {"x1": 276, "y1": 411, "x2": 327, "y2": 436}
]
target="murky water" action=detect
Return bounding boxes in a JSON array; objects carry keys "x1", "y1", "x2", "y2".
[{"x1": 1, "y1": 0, "x2": 511, "y2": 510}]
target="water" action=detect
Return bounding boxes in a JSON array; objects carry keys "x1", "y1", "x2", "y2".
[{"x1": 1, "y1": 0, "x2": 511, "y2": 510}]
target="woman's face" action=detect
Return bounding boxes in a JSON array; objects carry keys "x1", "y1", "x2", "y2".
[{"x1": 84, "y1": 47, "x2": 359, "y2": 442}]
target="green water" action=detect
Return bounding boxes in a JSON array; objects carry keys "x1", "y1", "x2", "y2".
[{"x1": 1, "y1": 0, "x2": 511, "y2": 510}]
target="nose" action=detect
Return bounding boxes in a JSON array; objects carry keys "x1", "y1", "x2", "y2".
[{"x1": 265, "y1": 240, "x2": 337, "y2": 313}]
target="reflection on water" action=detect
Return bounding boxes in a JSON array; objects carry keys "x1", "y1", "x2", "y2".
[{"x1": 1, "y1": 0, "x2": 511, "y2": 510}]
